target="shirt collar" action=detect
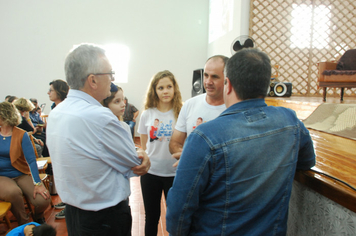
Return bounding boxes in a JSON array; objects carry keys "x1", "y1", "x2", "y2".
[
  {"x1": 220, "y1": 98, "x2": 267, "y2": 116},
  {"x1": 67, "y1": 89, "x2": 102, "y2": 107}
]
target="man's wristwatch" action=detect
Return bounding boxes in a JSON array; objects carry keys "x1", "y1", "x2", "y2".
[{"x1": 35, "y1": 182, "x2": 42, "y2": 186}]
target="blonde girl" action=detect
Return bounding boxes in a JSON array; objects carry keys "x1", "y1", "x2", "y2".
[{"x1": 138, "y1": 70, "x2": 182, "y2": 236}]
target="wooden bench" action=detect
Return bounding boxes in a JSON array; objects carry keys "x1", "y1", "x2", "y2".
[{"x1": 318, "y1": 62, "x2": 356, "y2": 102}]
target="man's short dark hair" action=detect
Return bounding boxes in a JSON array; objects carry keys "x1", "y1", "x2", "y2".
[
  {"x1": 7, "y1": 96, "x2": 18, "y2": 103},
  {"x1": 226, "y1": 48, "x2": 271, "y2": 100},
  {"x1": 30, "y1": 98, "x2": 38, "y2": 104},
  {"x1": 32, "y1": 223, "x2": 57, "y2": 236}
]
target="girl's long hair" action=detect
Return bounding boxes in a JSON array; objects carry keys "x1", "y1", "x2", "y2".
[{"x1": 143, "y1": 70, "x2": 182, "y2": 120}]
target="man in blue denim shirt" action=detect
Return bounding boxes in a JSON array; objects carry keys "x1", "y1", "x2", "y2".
[{"x1": 166, "y1": 48, "x2": 316, "y2": 236}]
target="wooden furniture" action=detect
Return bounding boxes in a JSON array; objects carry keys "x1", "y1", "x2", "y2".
[
  {"x1": 23, "y1": 172, "x2": 54, "y2": 221},
  {"x1": 39, "y1": 174, "x2": 54, "y2": 207},
  {"x1": 265, "y1": 97, "x2": 356, "y2": 213},
  {"x1": 40, "y1": 114, "x2": 48, "y2": 124},
  {"x1": 295, "y1": 129, "x2": 356, "y2": 212},
  {"x1": 23, "y1": 195, "x2": 35, "y2": 220},
  {"x1": 37, "y1": 157, "x2": 53, "y2": 207},
  {"x1": 0, "y1": 202, "x2": 12, "y2": 234},
  {"x1": 36, "y1": 157, "x2": 50, "y2": 174},
  {"x1": 24, "y1": 157, "x2": 53, "y2": 218},
  {"x1": 318, "y1": 62, "x2": 356, "y2": 102},
  {"x1": 37, "y1": 161, "x2": 48, "y2": 173},
  {"x1": 36, "y1": 157, "x2": 51, "y2": 164},
  {"x1": 23, "y1": 166, "x2": 49, "y2": 220}
]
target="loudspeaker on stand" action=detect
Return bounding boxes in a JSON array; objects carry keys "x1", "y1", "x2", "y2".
[{"x1": 191, "y1": 69, "x2": 205, "y2": 97}]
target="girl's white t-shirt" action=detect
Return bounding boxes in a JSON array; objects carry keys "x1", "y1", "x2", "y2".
[{"x1": 138, "y1": 108, "x2": 177, "y2": 177}]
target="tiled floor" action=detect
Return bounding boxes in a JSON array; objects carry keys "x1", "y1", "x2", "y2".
[
  {"x1": 0, "y1": 138, "x2": 169, "y2": 236},
  {"x1": 130, "y1": 176, "x2": 169, "y2": 236},
  {"x1": 0, "y1": 176, "x2": 168, "y2": 236}
]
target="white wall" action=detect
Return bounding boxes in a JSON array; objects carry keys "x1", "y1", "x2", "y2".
[
  {"x1": 0, "y1": 0, "x2": 248, "y2": 136},
  {"x1": 0, "y1": 0, "x2": 208, "y2": 116},
  {"x1": 207, "y1": 0, "x2": 250, "y2": 57}
]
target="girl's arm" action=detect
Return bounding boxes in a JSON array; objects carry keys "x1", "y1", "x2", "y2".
[
  {"x1": 140, "y1": 134, "x2": 148, "y2": 151},
  {"x1": 133, "y1": 110, "x2": 139, "y2": 122}
]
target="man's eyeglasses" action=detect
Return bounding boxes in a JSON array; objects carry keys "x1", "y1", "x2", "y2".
[{"x1": 91, "y1": 71, "x2": 115, "y2": 81}]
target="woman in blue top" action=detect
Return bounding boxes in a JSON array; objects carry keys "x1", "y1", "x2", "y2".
[{"x1": 0, "y1": 102, "x2": 50, "y2": 225}]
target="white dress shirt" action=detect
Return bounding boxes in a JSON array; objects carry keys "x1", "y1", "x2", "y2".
[{"x1": 47, "y1": 89, "x2": 141, "y2": 211}]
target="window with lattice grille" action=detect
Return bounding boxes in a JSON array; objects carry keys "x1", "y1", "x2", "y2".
[
  {"x1": 290, "y1": 4, "x2": 331, "y2": 49},
  {"x1": 250, "y1": 0, "x2": 356, "y2": 97}
]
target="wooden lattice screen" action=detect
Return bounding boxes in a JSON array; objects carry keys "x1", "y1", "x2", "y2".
[{"x1": 249, "y1": 0, "x2": 356, "y2": 97}]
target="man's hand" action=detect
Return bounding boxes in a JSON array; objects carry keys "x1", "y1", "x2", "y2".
[
  {"x1": 172, "y1": 148, "x2": 183, "y2": 160},
  {"x1": 172, "y1": 148, "x2": 182, "y2": 167},
  {"x1": 132, "y1": 148, "x2": 150, "y2": 175},
  {"x1": 173, "y1": 160, "x2": 179, "y2": 168},
  {"x1": 34, "y1": 138, "x2": 44, "y2": 146}
]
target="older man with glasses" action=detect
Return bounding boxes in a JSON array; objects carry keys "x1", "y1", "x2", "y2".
[{"x1": 47, "y1": 43, "x2": 150, "y2": 236}]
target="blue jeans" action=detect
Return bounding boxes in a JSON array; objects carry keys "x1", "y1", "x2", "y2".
[{"x1": 125, "y1": 121, "x2": 136, "y2": 138}]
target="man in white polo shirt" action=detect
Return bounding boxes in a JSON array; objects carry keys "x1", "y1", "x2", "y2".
[{"x1": 169, "y1": 55, "x2": 229, "y2": 166}]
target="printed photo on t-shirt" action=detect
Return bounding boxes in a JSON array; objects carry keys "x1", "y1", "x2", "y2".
[
  {"x1": 149, "y1": 118, "x2": 173, "y2": 142},
  {"x1": 192, "y1": 117, "x2": 204, "y2": 131}
]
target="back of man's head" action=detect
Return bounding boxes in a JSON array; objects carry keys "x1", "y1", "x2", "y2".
[
  {"x1": 65, "y1": 44, "x2": 106, "y2": 90},
  {"x1": 29, "y1": 98, "x2": 38, "y2": 104},
  {"x1": 32, "y1": 224, "x2": 56, "y2": 236},
  {"x1": 29, "y1": 98, "x2": 38, "y2": 110},
  {"x1": 226, "y1": 48, "x2": 271, "y2": 100}
]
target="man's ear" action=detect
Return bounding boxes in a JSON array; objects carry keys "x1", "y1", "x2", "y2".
[
  {"x1": 225, "y1": 77, "x2": 233, "y2": 94},
  {"x1": 87, "y1": 74, "x2": 98, "y2": 89}
]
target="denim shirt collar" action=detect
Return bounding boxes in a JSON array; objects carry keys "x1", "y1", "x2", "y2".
[{"x1": 220, "y1": 98, "x2": 267, "y2": 117}]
